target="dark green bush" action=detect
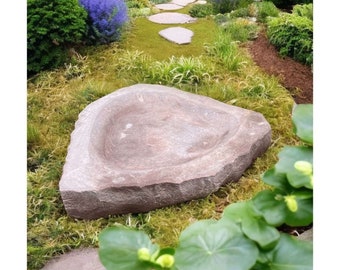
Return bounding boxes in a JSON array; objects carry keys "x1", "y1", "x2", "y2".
[
  {"x1": 189, "y1": 4, "x2": 214, "y2": 18},
  {"x1": 263, "y1": 0, "x2": 313, "y2": 9},
  {"x1": 211, "y1": 0, "x2": 253, "y2": 14},
  {"x1": 27, "y1": 0, "x2": 87, "y2": 75},
  {"x1": 266, "y1": 9, "x2": 313, "y2": 65}
]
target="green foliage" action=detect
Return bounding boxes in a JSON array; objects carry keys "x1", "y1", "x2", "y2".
[
  {"x1": 205, "y1": 29, "x2": 248, "y2": 72},
  {"x1": 27, "y1": 0, "x2": 87, "y2": 75},
  {"x1": 211, "y1": 0, "x2": 253, "y2": 14},
  {"x1": 255, "y1": 1, "x2": 279, "y2": 23},
  {"x1": 220, "y1": 18, "x2": 259, "y2": 42},
  {"x1": 115, "y1": 51, "x2": 213, "y2": 87},
  {"x1": 292, "y1": 3, "x2": 313, "y2": 20},
  {"x1": 264, "y1": 0, "x2": 313, "y2": 9},
  {"x1": 98, "y1": 104, "x2": 313, "y2": 270},
  {"x1": 189, "y1": 4, "x2": 214, "y2": 18},
  {"x1": 266, "y1": 7, "x2": 313, "y2": 66}
]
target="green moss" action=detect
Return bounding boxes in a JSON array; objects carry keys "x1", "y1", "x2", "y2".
[{"x1": 122, "y1": 17, "x2": 218, "y2": 60}]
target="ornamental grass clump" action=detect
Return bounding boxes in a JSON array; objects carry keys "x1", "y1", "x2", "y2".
[{"x1": 80, "y1": 0, "x2": 129, "y2": 44}]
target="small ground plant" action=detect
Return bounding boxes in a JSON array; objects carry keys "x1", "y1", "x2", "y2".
[{"x1": 98, "y1": 104, "x2": 313, "y2": 270}]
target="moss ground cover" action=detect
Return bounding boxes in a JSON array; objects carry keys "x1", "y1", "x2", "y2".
[{"x1": 27, "y1": 4, "x2": 299, "y2": 269}]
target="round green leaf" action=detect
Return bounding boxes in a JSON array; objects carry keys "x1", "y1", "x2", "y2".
[
  {"x1": 263, "y1": 233, "x2": 313, "y2": 270},
  {"x1": 252, "y1": 190, "x2": 286, "y2": 227},
  {"x1": 98, "y1": 226, "x2": 159, "y2": 270},
  {"x1": 242, "y1": 216, "x2": 280, "y2": 250},
  {"x1": 285, "y1": 191, "x2": 313, "y2": 227},
  {"x1": 275, "y1": 146, "x2": 313, "y2": 180},
  {"x1": 175, "y1": 221, "x2": 258, "y2": 270},
  {"x1": 222, "y1": 201, "x2": 280, "y2": 249},
  {"x1": 292, "y1": 104, "x2": 313, "y2": 144},
  {"x1": 262, "y1": 168, "x2": 293, "y2": 192}
]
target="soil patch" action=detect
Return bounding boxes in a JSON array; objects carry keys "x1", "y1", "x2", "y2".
[{"x1": 247, "y1": 31, "x2": 313, "y2": 104}]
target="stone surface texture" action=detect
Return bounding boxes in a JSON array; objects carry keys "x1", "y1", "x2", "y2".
[
  {"x1": 171, "y1": 0, "x2": 196, "y2": 6},
  {"x1": 41, "y1": 248, "x2": 104, "y2": 270},
  {"x1": 155, "y1": 3, "x2": 183, "y2": 10},
  {"x1": 159, "y1": 27, "x2": 194, "y2": 44},
  {"x1": 148, "y1": 12, "x2": 197, "y2": 24},
  {"x1": 60, "y1": 84, "x2": 271, "y2": 219}
]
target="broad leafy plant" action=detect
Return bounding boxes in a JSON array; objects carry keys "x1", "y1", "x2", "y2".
[{"x1": 98, "y1": 104, "x2": 313, "y2": 270}]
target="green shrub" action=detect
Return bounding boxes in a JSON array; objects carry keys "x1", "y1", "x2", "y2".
[
  {"x1": 211, "y1": 0, "x2": 253, "y2": 14},
  {"x1": 229, "y1": 7, "x2": 249, "y2": 18},
  {"x1": 293, "y1": 3, "x2": 313, "y2": 20},
  {"x1": 266, "y1": 11, "x2": 313, "y2": 65},
  {"x1": 255, "y1": 1, "x2": 279, "y2": 22},
  {"x1": 221, "y1": 18, "x2": 259, "y2": 42},
  {"x1": 189, "y1": 4, "x2": 214, "y2": 18},
  {"x1": 27, "y1": 0, "x2": 87, "y2": 75},
  {"x1": 264, "y1": 0, "x2": 313, "y2": 9}
]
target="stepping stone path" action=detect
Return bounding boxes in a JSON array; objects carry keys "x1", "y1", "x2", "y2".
[
  {"x1": 159, "y1": 27, "x2": 194, "y2": 44},
  {"x1": 60, "y1": 84, "x2": 271, "y2": 219},
  {"x1": 155, "y1": 3, "x2": 183, "y2": 10},
  {"x1": 148, "y1": 12, "x2": 197, "y2": 24},
  {"x1": 149, "y1": 0, "x2": 199, "y2": 44}
]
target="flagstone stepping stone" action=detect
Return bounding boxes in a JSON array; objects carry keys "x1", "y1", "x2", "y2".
[
  {"x1": 159, "y1": 27, "x2": 194, "y2": 44},
  {"x1": 171, "y1": 0, "x2": 196, "y2": 6},
  {"x1": 148, "y1": 12, "x2": 197, "y2": 24},
  {"x1": 155, "y1": 3, "x2": 183, "y2": 10},
  {"x1": 60, "y1": 84, "x2": 271, "y2": 219}
]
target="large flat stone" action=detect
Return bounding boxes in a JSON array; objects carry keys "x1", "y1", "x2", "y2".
[
  {"x1": 60, "y1": 84, "x2": 271, "y2": 219},
  {"x1": 159, "y1": 27, "x2": 194, "y2": 44},
  {"x1": 155, "y1": 3, "x2": 183, "y2": 10},
  {"x1": 148, "y1": 12, "x2": 197, "y2": 24},
  {"x1": 171, "y1": 0, "x2": 196, "y2": 6}
]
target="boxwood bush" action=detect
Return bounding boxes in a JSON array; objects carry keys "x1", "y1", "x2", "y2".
[
  {"x1": 27, "y1": 0, "x2": 87, "y2": 75},
  {"x1": 266, "y1": 5, "x2": 313, "y2": 66}
]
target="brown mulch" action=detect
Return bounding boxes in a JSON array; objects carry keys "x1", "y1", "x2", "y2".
[{"x1": 247, "y1": 31, "x2": 313, "y2": 104}]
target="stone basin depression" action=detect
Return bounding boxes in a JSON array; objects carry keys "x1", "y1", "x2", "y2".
[{"x1": 60, "y1": 84, "x2": 271, "y2": 219}]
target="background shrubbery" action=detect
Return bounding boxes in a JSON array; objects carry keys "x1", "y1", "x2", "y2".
[
  {"x1": 27, "y1": 0, "x2": 87, "y2": 75},
  {"x1": 27, "y1": 0, "x2": 129, "y2": 75},
  {"x1": 264, "y1": 0, "x2": 313, "y2": 9},
  {"x1": 189, "y1": 3, "x2": 214, "y2": 18},
  {"x1": 211, "y1": 0, "x2": 253, "y2": 14},
  {"x1": 266, "y1": 4, "x2": 313, "y2": 65}
]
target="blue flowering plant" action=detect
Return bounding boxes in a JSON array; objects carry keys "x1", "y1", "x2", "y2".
[{"x1": 79, "y1": 0, "x2": 129, "y2": 44}]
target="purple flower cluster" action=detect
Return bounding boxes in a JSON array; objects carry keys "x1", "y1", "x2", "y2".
[{"x1": 79, "y1": 0, "x2": 128, "y2": 43}]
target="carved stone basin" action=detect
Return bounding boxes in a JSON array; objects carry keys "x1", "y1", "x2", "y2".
[{"x1": 60, "y1": 84, "x2": 271, "y2": 219}]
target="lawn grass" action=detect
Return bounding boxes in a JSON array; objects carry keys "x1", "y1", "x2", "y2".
[{"x1": 27, "y1": 5, "x2": 298, "y2": 270}]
